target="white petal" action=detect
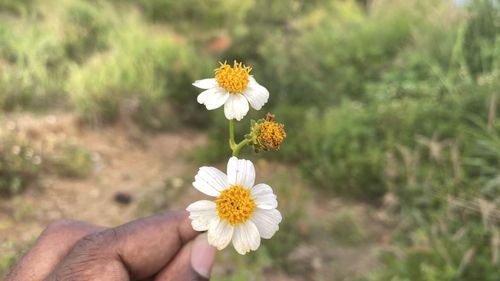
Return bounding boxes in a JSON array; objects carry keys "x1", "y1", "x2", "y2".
[
  {"x1": 251, "y1": 183, "x2": 278, "y2": 209},
  {"x1": 224, "y1": 94, "x2": 249, "y2": 121},
  {"x1": 186, "y1": 200, "x2": 217, "y2": 231},
  {"x1": 232, "y1": 220, "x2": 261, "y2": 255},
  {"x1": 244, "y1": 77, "x2": 269, "y2": 110},
  {"x1": 251, "y1": 208, "x2": 282, "y2": 239},
  {"x1": 197, "y1": 88, "x2": 229, "y2": 110},
  {"x1": 193, "y1": 167, "x2": 229, "y2": 197},
  {"x1": 207, "y1": 218, "x2": 234, "y2": 250},
  {"x1": 193, "y1": 78, "x2": 218, "y2": 89},
  {"x1": 196, "y1": 87, "x2": 216, "y2": 104},
  {"x1": 227, "y1": 157, "x2": 255, "y2": 189}
]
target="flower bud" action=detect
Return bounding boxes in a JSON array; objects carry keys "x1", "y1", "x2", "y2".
[{"x1": 248, "y1": 113, "x2": 286, "y2": 152}]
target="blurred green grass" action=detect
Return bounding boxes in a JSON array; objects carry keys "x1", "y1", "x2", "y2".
[{"x1": 0, "y1": 0, "x2": 499, "y2": 280}]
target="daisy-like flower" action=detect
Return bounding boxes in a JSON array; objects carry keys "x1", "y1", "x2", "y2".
[
  {"x1": 186, "y1": 156, "x2": 282, "y2": 255},
  {"x1": 193, "y1": 61, "x2": 270, "y2": 121}
]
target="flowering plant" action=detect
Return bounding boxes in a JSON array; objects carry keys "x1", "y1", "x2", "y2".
[{"x1": 187, "y1": 61, "x2": 286, "y2": 254}]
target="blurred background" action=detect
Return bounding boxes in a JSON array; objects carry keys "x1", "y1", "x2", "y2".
[{"x1": 0, "y1": 0, "x2": 499, "y2": 280}]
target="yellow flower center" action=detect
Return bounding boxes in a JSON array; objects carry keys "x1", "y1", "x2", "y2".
[
  {"x1": 214, "y1": 61, "x2": 251, "y2": 94},
  {"x1": 216, "y1": 185, "x2": 256, "y2": 225},
  {"x1": 252, "y1": 113, "x2": 286, "y2": 150},
  {"x1": 260, "y1": 121, "x2": 285, "y2": 148}
]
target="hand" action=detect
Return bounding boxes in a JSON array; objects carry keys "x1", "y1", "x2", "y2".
[{"x1": 6, "y1": 211, "x2": 216, "y2": 281}]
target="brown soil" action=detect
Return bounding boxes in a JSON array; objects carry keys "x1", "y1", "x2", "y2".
[{"x1": 0, "y1": 114, "x2": 205, "y2": 247}]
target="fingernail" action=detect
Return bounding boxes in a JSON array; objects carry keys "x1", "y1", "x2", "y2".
[{"x1": 191, "y1": 233, "x2": 216, "y2": 279}]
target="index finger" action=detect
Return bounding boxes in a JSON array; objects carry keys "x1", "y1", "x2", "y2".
[
  {"x1": 110, "y1": 211, "x2": 199, "y2": 279},
  {"x1": 111, "y1": 211, "x2": 198, "y2": 279},
  {"x1": 49, "y1": 211, "x2": 198, "y2": 280}
]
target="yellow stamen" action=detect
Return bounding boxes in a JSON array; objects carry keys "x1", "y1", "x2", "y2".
[
  {"x1": 215, "y1": 61, "x2": 251, "y2": 94},
  {"x1": 256, "y1": 113, "x2": 286, "y2": 151},
  {"x1": 216, "y1": 185, "x2": 256, "y2": 225}
]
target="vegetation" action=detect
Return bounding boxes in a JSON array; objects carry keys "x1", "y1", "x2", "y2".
[
  {"x1": 1, "y1": 0, "x2": 499, "y2": 279},
  {"x1": 0, "y1": 135, "x2": 40, "y2": 196}
]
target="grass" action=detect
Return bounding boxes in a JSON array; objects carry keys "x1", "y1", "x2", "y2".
[
  {"x1": 0, "y1": 135, "x2": 41, "y2": 196},
  {"x1": 330, "y1": 209, "x2": 367, "y2": 245},
  {"x1": 0, "y1": 238, "x2": 35, "y2": 278},
  {"x1": 48, "y1": 144, "x2": 93, "y2": 178}
]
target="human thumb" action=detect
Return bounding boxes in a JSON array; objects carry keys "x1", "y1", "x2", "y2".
[
  {"x1": 155, "y1": 233, "x2": 216, "y2": 280},
  {"x1": 190, "y1": 233, "x2": 216, "y2": 279}
]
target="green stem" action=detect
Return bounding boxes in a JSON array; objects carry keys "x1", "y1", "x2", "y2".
[
  {"x1": 229, "y1": 119, "x2": 236, "y2": 150},
  {"x1": 232, "y1": 139, "x2": 251, "y2": 157},
  {"x1": 228, "y1": 119, "x2": 251, "y2": 157}
]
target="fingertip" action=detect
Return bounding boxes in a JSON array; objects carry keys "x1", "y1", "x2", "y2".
[{"x1": 175, "y1": 211, "x2": 199, "y2": 244}]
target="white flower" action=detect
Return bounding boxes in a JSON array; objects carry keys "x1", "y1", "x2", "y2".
[
  {"x1": 193, "y1": 61, "x2": 269, "y2": 121},
  {"x1": 186, "y1": 156, "x2": 282, "y2": 255}
]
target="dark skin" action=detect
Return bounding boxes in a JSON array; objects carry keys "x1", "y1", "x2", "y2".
[{"x1": 6, "y1": 211, "x2": 214, "y2": 281}]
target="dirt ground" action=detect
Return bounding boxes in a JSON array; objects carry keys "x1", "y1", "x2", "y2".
[{"x1": 0, "y1": 113, "x2": 391, "y2": 280}]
